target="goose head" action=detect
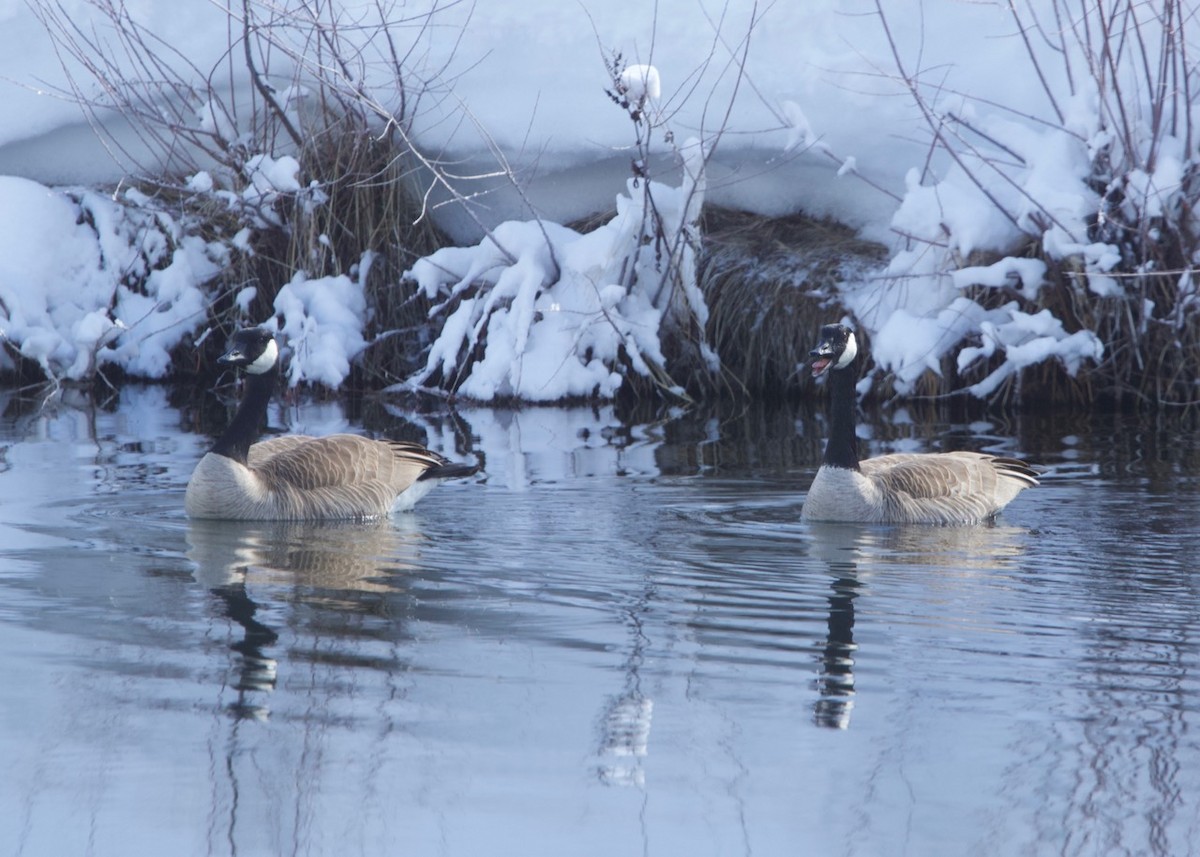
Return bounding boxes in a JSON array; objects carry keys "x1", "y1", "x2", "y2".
[
  {"x1": 219, "y1": 327, "x2": 279, "y2": 375},
  {"x1": 809, "y1": 323, "x2": 858, "y2": 378}
]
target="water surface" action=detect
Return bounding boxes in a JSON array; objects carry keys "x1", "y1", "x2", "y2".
[{"x1": 0, "y1": 387, "x2": 1197, "y2": 857}]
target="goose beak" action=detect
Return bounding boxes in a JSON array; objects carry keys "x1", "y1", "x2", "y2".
[
  {"x1": 218, "y1": 347, "x2": 244, "y2": 366},
  {"x1": 809, "y1": 345, "x2": 834, "y2": 378}
]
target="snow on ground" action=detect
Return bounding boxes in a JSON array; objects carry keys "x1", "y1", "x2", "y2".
[{"x1": 0, "y1": 1, "x2": 1180, "y2": 398}]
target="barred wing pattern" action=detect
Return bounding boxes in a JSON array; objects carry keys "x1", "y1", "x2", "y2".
[
  {"x1": 862, "y1": 452, "x2": 1039, "y2": 525},
  {"x1": 250, "y1": 435, "x2": 452, "y2": 519}
]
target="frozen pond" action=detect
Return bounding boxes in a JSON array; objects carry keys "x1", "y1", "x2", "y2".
[{"x1": 0, "y1": 385, "x2": 1198, "y2": 857}]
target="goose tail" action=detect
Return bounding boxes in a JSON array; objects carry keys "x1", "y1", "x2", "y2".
[
  {"x1": 419, "y1": 461, "x2": 480, "y2": 482},
  {"x1": 992, "y1": 457, "x2": 1040, "y2": 488}
]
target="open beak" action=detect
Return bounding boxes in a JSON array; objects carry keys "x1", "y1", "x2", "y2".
[{"x1": 809, "y1": 344, "x2": 834, "y2": 378}]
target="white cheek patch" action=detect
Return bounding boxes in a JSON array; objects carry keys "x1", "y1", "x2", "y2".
[
  {"x1": 246, "y1": 338, "x2": 279, "y2": 374},
  {"x1": 835, "y1": 330, "x2": 858, "y2": 369}
]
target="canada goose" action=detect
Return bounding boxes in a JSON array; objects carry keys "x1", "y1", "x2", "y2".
[
  {"x1": 185, "y1": 327, "x2": 477, "y2": 520},
  {"x1": 801, "y1": 323, "x2": 1038, "y2": 525}
]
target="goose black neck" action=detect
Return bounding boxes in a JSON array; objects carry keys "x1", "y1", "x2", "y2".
[
  {"x1": 822, "y1": 364, "x2": 860, "y2": 470},
  {"x1": 210, "y1": 366, "x2": 277, "y2": 465}
]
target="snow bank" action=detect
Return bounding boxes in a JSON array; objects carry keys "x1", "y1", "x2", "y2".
[
  {"x1": 0, "y1": 177, "x2": 115, "y2": 379},
  {"x1": 958, "y1": 309, "x2": 1104, "y2": 398},
  {"x1": 0, "y1": 177, "x2": 225, "y2": 381}
]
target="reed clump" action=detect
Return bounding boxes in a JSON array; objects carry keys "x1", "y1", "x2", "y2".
[{"x1": 699, "y1": 208, "x2": 886, "y2": 399}]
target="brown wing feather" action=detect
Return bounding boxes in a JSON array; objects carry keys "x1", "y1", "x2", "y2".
[
  {"x1": 865, "y1": 453, "x2": 984, "y2": 499},
  {"x1": 247, "y1": 435, "x2": 311, "y2": 467},
  {"x1": 190, "y1": 432, "x2": 471, "y2": 520},
  {"x1": 250, "y1": 435, "x2": 447, "y2": 490},
  {"x1": 861, "y1": 451, "x2": 1036, "y2": 524}
]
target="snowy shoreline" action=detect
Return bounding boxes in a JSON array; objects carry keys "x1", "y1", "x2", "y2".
[
  {"x1": 0, "y1": 172, "x2": 880, "y2": 402},
  {"x1": 3, "y1": 2, "x2": 1196, "y2": 407}
]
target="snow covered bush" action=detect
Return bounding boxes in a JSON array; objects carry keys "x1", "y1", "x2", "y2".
[
  {"x1": 0, "y1": 174, "x2": 370, "y2": 390},
  {"x1": 31, "y1": 0, "x2": 450, "y2": 375},
  {"x1": 404, "y1": 142, "x2": 711, "y2": 401},
  {"x1": 400, "y1": 59, "x2": 717, "y2": 403},
  {"x1": 853, "y1": 0, "x2": 1200, "y2": 405}
]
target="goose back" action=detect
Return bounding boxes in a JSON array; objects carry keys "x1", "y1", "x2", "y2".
[{"x1": 186, "y1": 434, "x2": 460, "y2": 520}]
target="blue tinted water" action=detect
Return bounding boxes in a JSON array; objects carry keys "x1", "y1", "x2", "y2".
[{"x1": 0, "y1": 386, "x2": 1197, "y2": 856}]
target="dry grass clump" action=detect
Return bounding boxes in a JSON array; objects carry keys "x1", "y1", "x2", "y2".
[
  {"x1": 1053, "y1": 273, "x2": 1200, "y2": 409},
  {"x1": 183, "y1": 128, "x2": 448, "y2": 386},
  {"x1": 941, "y1": 252, "x2": 1200, "y2": 410},
  {"x1": 284, "y1": 130, "x2": 447, "y2": 387},
  {"x1": 699, "y1": 208, "x2": 886, "y2": 399},
  {"x1": 561, "y1": 205, "x2": 886, "y2": 402}
]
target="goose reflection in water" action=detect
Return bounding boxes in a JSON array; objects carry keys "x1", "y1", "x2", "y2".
[
  {"x1": 805, "y1": 520, "x2": 1032, "y2": 730},
  {"x1": 185, "y1": 517, "x2": 425, "y2": 719}
]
